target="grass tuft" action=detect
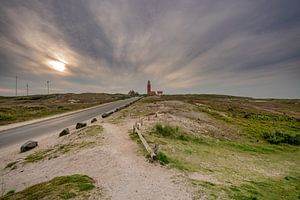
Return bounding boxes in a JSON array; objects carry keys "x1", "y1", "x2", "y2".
[
  {"x1": 59, "y1": 192, "x2": 76, "y2": 199},
  {"x1": 0, "y1": 175, "x2": 96, "y2": 200},
  {"x1": 4, "y1": 161, "x2": 18, "y2": 170},
  {"x1": 154, "y1": 123, "x2": 179, "y2": 137},
  {"x1": 157, "y1": 151, "x2": 170, "y2": 165}
]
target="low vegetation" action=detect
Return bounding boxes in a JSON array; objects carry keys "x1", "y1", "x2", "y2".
[
  {"x1": 4, "y1": 125, "x2": 103, "y2": 170},
  {"x1": 262, "y1": 130, "x2": 300, "y2": 145},
  {"x1": 0, "y1": 174, "x2": 97, "y2": 200},
  {"x1": 4, "y1": 161, "x2": 19, "y2": 170},
  {"x1": 25, "y1": 125, "x2": 103, "y2": 163},
  {"x1": 146, "y1": 123, "x2": 300, "y2": 199},
  {"x1": 129, "y1": 95, "x2": 300, "y2": 200},
  {"x1": 0, "y1": 93, "x2": 129, "y2": 125},
  {"x1": 140, "y1": 95, "x2": 300, "y2": 145},
  {"x1": 194, "y1": 104, "x2": 300, "y2": 145},
  {"x1": 25, "y1": 142, "x2": 95, "y2": 163}
]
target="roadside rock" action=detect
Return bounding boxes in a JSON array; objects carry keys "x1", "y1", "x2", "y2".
[
  {"x1": 20, "y1": 141, "x2": 38, "y2": 153},
  {"x1": 91, "y1": 118, "x2": 97, "y2": 123},
  {"x1": 101, "y1": 112, "x2": 110, "y2": 118},
  {"x1": 59, "y1": 128, "x2": 70, "y2": 137},
  {"x1": 76, "y1": 122, "x2": 87, "y2": 129}
]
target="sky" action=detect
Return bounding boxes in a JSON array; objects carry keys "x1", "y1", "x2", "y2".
[{"x1": 0, "y1": 0, "x2": 300, "y2": 98}]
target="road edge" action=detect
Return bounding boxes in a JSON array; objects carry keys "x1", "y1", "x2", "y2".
[{"x1": 0, "y1": 97, "x2": 139, "y2": 133}]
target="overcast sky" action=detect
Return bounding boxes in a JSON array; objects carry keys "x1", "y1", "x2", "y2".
[{"x1": 0, "y1": 0, "x2": 300, "y2": 98}]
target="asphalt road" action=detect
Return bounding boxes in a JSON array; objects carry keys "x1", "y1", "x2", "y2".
[{"x1": 0, "y1": 97, "x2": 140, "y2": 148}]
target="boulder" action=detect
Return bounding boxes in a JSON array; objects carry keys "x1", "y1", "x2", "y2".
[
  {"x1": 101, "y1": 112, "x2": 110, "y2": 118},
  {"x1": 76, "y1": 122, "x2": 87, "y2": 129},
  {"x1": 91, "y1": 118, "x2": 97, "y2": 123},
  {"x1": 20, "y1": 141, "x2": 38, "y2": 153},
  {"x1": 59, "y1": 128, "x2": 70, "y2": 137}
]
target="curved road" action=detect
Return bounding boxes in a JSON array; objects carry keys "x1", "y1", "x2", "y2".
[{"x1": 0, "y1": 97, "x2": 140, "y2": 148}]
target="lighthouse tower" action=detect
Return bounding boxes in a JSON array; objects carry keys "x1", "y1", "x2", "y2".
[{"x1": 147, "y1": 80, "x2": 151, "y2": 94}]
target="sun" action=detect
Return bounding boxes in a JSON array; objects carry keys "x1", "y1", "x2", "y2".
[{"x1": 48, "y1": 60, "x2": 66, "y2": 72}]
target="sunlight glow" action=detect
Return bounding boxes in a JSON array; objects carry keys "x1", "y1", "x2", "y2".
[{"x1": 48, "y1": 60, "x2": 65, "y2": 72}]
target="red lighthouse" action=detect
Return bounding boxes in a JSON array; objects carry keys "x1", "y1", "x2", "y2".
[{"x1": 147, "y1": 80, "x2": 151, "y2": 94}]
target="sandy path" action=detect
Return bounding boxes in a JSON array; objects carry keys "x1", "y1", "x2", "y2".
[{"x1": 0, "y1": 122, "x2": 192, "y2": 200}]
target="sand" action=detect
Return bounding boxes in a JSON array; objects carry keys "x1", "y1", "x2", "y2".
[{"x1": 0, "y1": 121, "x2": 192, "y2": 200}]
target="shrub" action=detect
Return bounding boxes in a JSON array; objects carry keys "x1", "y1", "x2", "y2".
[
  {"x1": 153, "y1": 123, "x2": 206, "y2": 144},
  {"x1": 0, "y1": 113, "x2": 16, "y2": 120},
  {"x1": 154, "y1": 123, "x2": 179, "y2": 138},
  {"x1": 262, "y1": 131, "x2": 300, "y2": 145},
  {"x1": 157, "y1": 152, "x2": 170, "y2": 165},
  {"x1": 5, "y1": 190, "x2": 15, "y2": 196}
]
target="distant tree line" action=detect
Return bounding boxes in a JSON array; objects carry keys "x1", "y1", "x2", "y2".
[{"x1": 128, "y1": 90, "x2": 139, "y2": 96}]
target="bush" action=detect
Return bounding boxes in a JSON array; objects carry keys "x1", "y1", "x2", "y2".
[
  {"x1": 0, "y1": 113, "x2": 16, "y2": 120},
  {"x1": 154, "y1": 123, "x2": 179, "y2": 137},
  {"x1": 153, "y1": 123, "x2": 206, "y2": 144},
  {"x1": 262, "y1": 131, "x2": 300, "y2": 145},
  {"x1": 5, "y1": 190, "x2": 15, "y2": 196},
  {"x1": 157, "y1": 152, "x2": 170, "y2": 165}
]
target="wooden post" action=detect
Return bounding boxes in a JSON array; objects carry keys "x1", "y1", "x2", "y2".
[{"x1": 135, "y1": 127, "x2": 157, "y2": 160}]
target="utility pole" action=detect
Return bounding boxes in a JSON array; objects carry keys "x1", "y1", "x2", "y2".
[
  {"x1": 47, "y1": 80, "x2": 49, "y2": 95},
  {"x1": 26, "y1": 83, "x2": 29, "y2": 96},
  {"x1": 15, "y1": 76, "x2": 18, "y2": 96}
]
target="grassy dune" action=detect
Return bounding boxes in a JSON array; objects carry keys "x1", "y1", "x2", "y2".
[
  {"x1": 150, "y1": 123, "x2": 299, "y2": 199},
  {"x1": 142, "y1": 95, "x2": 300, "y2": 145},
  {"x1": 131, "y1": 95, "x2": 300, "y2": 199}
]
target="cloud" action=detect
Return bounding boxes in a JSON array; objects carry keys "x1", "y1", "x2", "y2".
[{"x1": 0, "y1": 0, "x2": 299, "y2": 97}]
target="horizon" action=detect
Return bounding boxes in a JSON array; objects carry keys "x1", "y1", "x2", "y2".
[
  {"x1": 1, "y1": 91, "x2": 300, "y2": 100},
  {"x1": 1, "y1": 0, "x2": 300, "y2": 98}
]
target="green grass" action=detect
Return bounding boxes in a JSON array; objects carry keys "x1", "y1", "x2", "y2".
[
  {"x1": 193, "y1": 104, "x2": 300, "y2": 145},
  {"x1": 262, "y1": 130, "x2": 300, "y2": 145},
  {"x1": 143, "y1": 123, "x2": 300, "y2": 199},
  {"x1": 0, "y1": 174, "x2": 96, "y2": 200},
  {"x1": 0, "y1": 113, "x2": 16, "y2": 121},
  {"x1": 134, "y1": 96, "x2": 300, "y2": 199},
  {"x1": 192, "y1": 175, "x2": 300, "y2": 200},
  {"x1": 3, "y1": 191, "x2": 15, "y2": 197},
  {"x1": 139, "y1": 95, "x2": 300, "y2": 145}
]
